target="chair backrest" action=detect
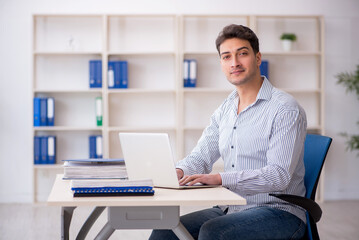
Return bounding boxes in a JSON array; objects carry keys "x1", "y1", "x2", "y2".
[{"x1": 303, "y1": 134, "x2": 332, "y2": 200}]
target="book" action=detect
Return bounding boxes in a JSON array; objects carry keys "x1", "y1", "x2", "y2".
[
  {"x1": 95, "y1": 97, "x2": 102, "y2": 127},
  {"x1": 89, "y1": 60, "x2": 102, "y2": 88},
  {"x1": 260, "y1": 60, "x2": 269, "y2": 79},
  {"x1": 71, "y1": 178, "x2": 154, "y2": 197},
  {"x1": 63, "y1": 158, "x2": 127, "y2": 179},
  {"x1": 120, "y1": 61, "x2": 128, "y2": 88},
  {"x1": 33, "y1": 98, "x2": 41, "y2": 126},
  {"x1": 47, "y1": 97, "x2": 55, "y2": 126}
]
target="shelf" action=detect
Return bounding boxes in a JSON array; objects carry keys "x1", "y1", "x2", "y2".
[
  {"x1": 31, "y1": 14, "x2": 325, "y2": 202},
  {"x1": 33, "y1": 126, "x2": 103, "y2": 131}
]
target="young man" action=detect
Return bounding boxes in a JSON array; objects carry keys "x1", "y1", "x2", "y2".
[{"x1": 149, "y1": 24, "x2": 307, "y2": 240}]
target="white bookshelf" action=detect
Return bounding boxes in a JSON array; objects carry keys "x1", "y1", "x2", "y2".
[{"x1": 32, "y1": 14, "x2": 325, "y2": 202}]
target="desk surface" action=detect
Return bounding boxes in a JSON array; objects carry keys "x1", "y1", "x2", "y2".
[{"x1": 48, "y1": 174, "x2": 246, "y2": 207}]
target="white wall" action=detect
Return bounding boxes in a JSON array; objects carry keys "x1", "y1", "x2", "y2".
[{"x1": 1, "y1": 0, "x2": 359, "y2": 202}]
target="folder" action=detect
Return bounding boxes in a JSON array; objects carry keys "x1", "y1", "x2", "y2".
[
  {"x1": 260, "y1": 60, "x2": 269, "y2": 79},
  {"x1": 33, "y1": 98, "x2": 41, "y2": 127},
  {"x1": 183, "y1": 59, "x2": 190, "y2": 87},
  {"x1": 40, "y1": 98, "x2": 47, "y2": 126},
  {"x1": 34, "y1": 136, "x2": 41, "y2": 164},
  {"x1": 47, "y1": 97, "x2": 55, "y2": 126},
  {"x1": 72, "y1": 187, "x2": 155, "y2": 197},
  {"x1": 40, "y1": 136, "x2": 48, "y2": 164},
  {"x1": 89, "y1": 60, "x2": 102, "y2": 88},
  {"x1": 89, "y1": 135, "x2": 97, "y2": 158},
  {"x1": 47, "y1": 136, "x2": 56, "y2": 164},
  {"x1": 96, "y1": 135, "x2": 103, "y2": 158},
  {"x1": 108, "y1": 63, "x2": 115, "y2": 88},
  {"x1": 120, "y1": 61, "x2": 128, "y2": 88},
  {"x1": 189, "y1": 59, "x2": 197, "y2": 87}
]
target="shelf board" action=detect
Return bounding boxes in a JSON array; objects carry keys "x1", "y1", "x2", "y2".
[
  {"x1": 261, "y1": 51, "x2": 321, "y2": 56},
  {"x1": 34, "y1": 164, "x2": 63, "y2": 170},
  {"x1": 33, "y1": 89, "x2": 103, "y2": 94},
  {"x1": 108, "y1": 126, "x2": 177, "y2": 132},
  {"x1": 108, "y1": 89, "x2": 176, "y2": 94},
  {"x1": 33, "y1": 126, "x2": 103, "y2": 131},
  {"x1": 184, "y1": 51, "x2": 218, "y2": 55},
  {"x1": 183, "y1": 88, "x2": 233, "y2": 93},
  {"x1": 108, "y1": 51, "x2": 175, "y2": 56},
  {"x1": 34, "y1": 51, "x2": 102, "y2": 55},
  {"x1": 280, "y1": 88, "x2": 321, "y2": 94}
]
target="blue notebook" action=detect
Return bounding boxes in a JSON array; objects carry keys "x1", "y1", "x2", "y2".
[{"x1": 72, "y1": 186, "x2": 155, "y2": 197}]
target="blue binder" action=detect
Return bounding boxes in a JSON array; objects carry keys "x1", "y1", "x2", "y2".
[
  {"x1": 47, "y1": 136, "x2": 56, "y2": 164},
  {"x1": 89, "y1": 60, "x2": 102, "y2": 88},
  {"x1": 72, "y1": 186, "x2": 155, "y2": 197},
  {"x1": 33, "y1": 98, "x2": 41, "y2": 127},
  {"x1": 120, "y1": 61, "x2": 128, "y2": 88},
  {"x1": 260, "y1": 60, "x2": 269, "y2": 79},
  {"x1": 89, "y1": 135, "x2": 97, "y2": 158},
  {"x1": 40, "y1": 98, "x2": 47, "y2": 126},
  {"x1": 34, "y1": 136, "x2": 41, "y2": 164},
  {"x1": 40, "y1": 136, "x2": 48, "y2": 164},
  {"x1": 183, "y1": 59, "x2": 190, "y2": 87},
  {"x1": 47, "y1": 97, "x2": 55, "y2": 126},
  {"x1": 188, "y1": 59, "x2": 197, "y2": 87}
]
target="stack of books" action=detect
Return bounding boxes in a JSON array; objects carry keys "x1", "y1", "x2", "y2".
[
  {"x1": 70, "y1": 178, "x2": 154, "y2": 197},
  {"x1": 63, "y1": 158, "x2": 127, "y2": 179}
]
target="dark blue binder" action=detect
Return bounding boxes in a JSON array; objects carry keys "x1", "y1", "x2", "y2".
[
  {"x1": 260, "y1": 60, "x2": 269, "y2": 79},
  {"x1": 34, "y1": 136, "x2": 41, "y2": 164},
  {"x1": 120, "y1": 61, "x2": 128, "y2": 88},
  {"x1": 47, "y1": 97, "x2": 55, "y2": 126},
  {"x1": 40, "y1": 98, "x2": 47, "y2": 126},
  {"x1": 33, "y1": 98, "x2": 41, "y2": 127},
  {"x1": 89, "y1": 135, "x2": 97, "y2": 158},
  {"x1": 40, "y1": 136, "x2": 48, "y2": 164},
  {"x1": 47, "y1": 136, "x2": 56, "y2": 164},
  {"x1": 72, "y1": 186, "x2": 155, "y2": 197},
  {"x1": 89, "y1": 60, "x2": 102, "y2": 88}
]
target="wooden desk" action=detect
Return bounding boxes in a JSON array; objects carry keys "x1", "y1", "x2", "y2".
[{"x1": 48, "y1": 175, "x2": 246, "y2": 240}]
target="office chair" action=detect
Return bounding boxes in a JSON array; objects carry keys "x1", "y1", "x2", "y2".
[{"x1": 270, "y1": 134, "x2": 332, "y2": 240}]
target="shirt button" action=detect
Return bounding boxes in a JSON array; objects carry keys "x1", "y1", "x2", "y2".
[
  {"x1": 233, "y1": 126, "x2": 236, "y2": 129},
  {"x1": 232, "y1": 164, "x2": 234, "y2": 168},
  {"x1": 231, "y1": 146, "x2": 234, "y2": 149}
]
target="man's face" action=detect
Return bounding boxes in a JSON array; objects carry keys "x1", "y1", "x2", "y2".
[{"x1": 219, "y1": 38, "x2": 261, "y2": 87}]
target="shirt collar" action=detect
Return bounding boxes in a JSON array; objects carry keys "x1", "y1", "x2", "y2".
[{"x1": 228, "y1": 77, "x2": 273, "y2": 102}]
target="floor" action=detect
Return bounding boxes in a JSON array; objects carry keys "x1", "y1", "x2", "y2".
[{"x1": 0, "y1": 200, "x2": 358, "y2": 240}]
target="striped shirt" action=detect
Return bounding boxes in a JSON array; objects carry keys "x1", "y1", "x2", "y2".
[{"x1": 176, "y1": 77, "x2": 307, "y2": 223}]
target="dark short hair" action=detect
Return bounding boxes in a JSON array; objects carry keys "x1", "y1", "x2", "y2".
[{"x1": 215, "y1": 24, "x2": 259, "y2": 54}]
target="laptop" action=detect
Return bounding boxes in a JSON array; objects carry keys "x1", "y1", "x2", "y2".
[{"x1": 119, "y1": 132, "x2": 217, "y2": 189}]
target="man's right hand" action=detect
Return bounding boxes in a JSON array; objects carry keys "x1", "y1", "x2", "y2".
[{"x1": 176, "y1": 168, "x2": 184, "y2": 180}]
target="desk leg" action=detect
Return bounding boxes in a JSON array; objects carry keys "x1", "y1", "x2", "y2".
[
  {"x1": 94, "y1": 222, "x2": 115, "y2": 240},
  {"x1": 172, "y1": 222, "x2": 195, "y2": 240},
  {"x1": 76, "y1": 207, "x2": 106, "y2": 240},
  {"x1": 61, "y1": 206, "x2": 76, "y2": 240}
]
